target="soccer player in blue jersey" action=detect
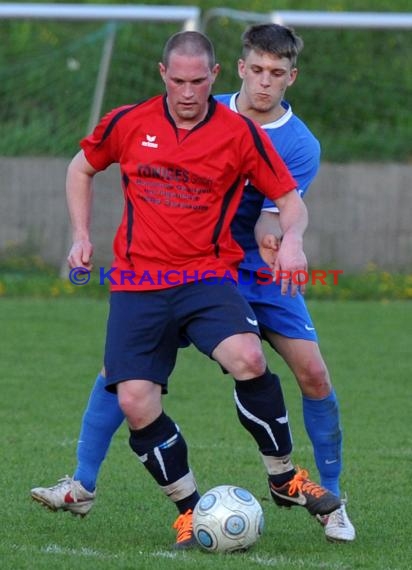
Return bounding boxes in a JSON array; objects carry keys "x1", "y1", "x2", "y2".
[
  {"x1": 213, "y1": 24, "x2": 355, "y2": 542},
  {"x1": 31, "y1": 24, "x2": 354, "y2": 542}
]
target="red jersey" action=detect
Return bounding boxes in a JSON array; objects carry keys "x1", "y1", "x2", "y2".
[{"x1": 80, "y1": 95, "x2": 297, "y2": 291}]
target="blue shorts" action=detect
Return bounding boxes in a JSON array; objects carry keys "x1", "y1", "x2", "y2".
[
  {"x1": 103, "y1": 279, "x2": 260, "y2": 393},
  {"x1": 237, "y1": 269, "x2": 318, "y2": 342}
]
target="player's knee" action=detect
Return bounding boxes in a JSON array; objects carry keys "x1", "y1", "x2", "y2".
[
  {"x1": 297, "y1": 360, "x2": 331, "y2": 398},
  {"x1": 117, "y1": 380, "x2": 161, "y2": 428},
  {"x1": 117, "y1": 388, "x2": 138, "y2": 419},
  {"x1": 235, "y1": 343, "x2": 266, "y2": 379}
]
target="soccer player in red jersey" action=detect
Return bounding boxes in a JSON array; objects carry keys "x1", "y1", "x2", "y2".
[{"x1": 32, "y1": 31, "x2": 340, "y2": 548}]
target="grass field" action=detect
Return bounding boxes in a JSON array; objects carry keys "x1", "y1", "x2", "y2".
[{"x1": 1, "y1": 298, "x2": 410, "y2": 569}]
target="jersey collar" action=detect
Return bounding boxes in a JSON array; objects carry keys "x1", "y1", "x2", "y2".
[
  {"x1": 229, "y1": 93, "x2": 293, "y2": 129},
  {"x1": 162, "y1": 94, "x2": 217, "y2": 133}
]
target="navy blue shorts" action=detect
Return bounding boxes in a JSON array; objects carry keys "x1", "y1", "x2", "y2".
[{"x1": 103, "y1": 280, "x2": 260, "y2": 393}]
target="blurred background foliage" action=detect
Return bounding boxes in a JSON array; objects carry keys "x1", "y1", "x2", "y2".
[{"x1": 0, "y1": 0, "x2": 411, "y2": 161}]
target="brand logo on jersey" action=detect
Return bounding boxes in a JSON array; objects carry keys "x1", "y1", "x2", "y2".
[
  {"x1": 304, "y1": 324, "x2": 315, "y2": 331},
  {"x1": 246, "y1": 317, "x2": 258, "y2": 326},
  {"x1": 141, "y1": 134, "x2": 158, "y2": 148}
]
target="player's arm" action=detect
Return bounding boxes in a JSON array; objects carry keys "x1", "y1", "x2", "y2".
[
  {"x1": 255, "y1": 211, "x2": 282, "y2": 242},
  {"x1": 255, "y1": 192, "x2": 308, "y2": 297},
  {"x1": 254, "y1": 195, "x2": 307, "y2": 297},
  {"x1": 255, "y1": 137, "x2": 318, "y2": 260},
  {"x1": 273, "y1": 189, "x2": 308, "y2": 296},
  {"x1": 241, "y1": 119, "x2": 307, "y2": 293},
  {"x1": 66, "y1": 150, "x2": 98, "y2": 270},
  {"x1": 254, "y1": 211, "x2": 282, "y2": 271}
]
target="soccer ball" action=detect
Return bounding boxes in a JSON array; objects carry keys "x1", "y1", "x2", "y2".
[{"x1": 193, "y1": 485, "x2": 264, "y2": 553}]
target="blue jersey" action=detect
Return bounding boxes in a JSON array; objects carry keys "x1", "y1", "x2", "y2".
[{"x1": 215, "y1": 93, "x2": 321, "y2": 272}]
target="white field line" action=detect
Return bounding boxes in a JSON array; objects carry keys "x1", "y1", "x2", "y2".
[
  {"x1": 11, "y1": 543, "x2": 351, "y2": 568},
  {"x1": 249, "y1": 554, "x2": 351, "y2": 569}
]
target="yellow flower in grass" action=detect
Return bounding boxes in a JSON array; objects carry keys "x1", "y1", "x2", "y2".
[
  {"x1": 63, "y1": 281, "x2": 75, "y2": 295},
  {"x1": 365, "y1": 262, "x2": 378, "y2": 273},
  {"x1": 339, "y1": 288, "x2": 352, "y2": 300},
  {"x1": 380, "y1": 272, "x2": 394, "y2": 284},
  {"x1": 404, "y1": 287, "x2": 412, "y2": 299},
  {"x1": 32, "y1": 255, "x2": 47, "y2": 269}
]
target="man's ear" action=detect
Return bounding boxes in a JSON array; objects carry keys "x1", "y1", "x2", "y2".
[
  {"x1": 158, "y1": 62, "x2": 166, "y2": 82},
  {"x1": 211, "y1": 63, "x2": 221, "y2": 84},
  {"x1": 288, "y1": 67, "x2": 298, "y2": 87},
  {"x1": 238, "y1": 59, "x2": 246, "y2": 80}
]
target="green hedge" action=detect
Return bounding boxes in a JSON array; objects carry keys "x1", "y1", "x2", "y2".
[{"x1": 1, "y1": 0, "x2": 411, "y2": 161}]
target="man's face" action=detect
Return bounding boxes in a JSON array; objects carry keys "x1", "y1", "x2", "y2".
[
  {"x1": 238, "y1": 49, "x2": 297, "y2": 113},
  {"x1": 159, "y1": 52, "x2": 219, "y2": 127}
]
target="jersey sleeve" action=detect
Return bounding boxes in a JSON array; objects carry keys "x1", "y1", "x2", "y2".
[
  {"x1": 261, "y1": 133, "x2": 321, "y2": 212},
  {"x1": 240, "y1": 117, "x2": 297, "y2": 201},
  {"x1": 80, "y1": 106, "x2": 126, "y2": 171}
]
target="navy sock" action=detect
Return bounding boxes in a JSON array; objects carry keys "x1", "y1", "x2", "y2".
[
  {"x1": 269, "y1": 470, "x2": 296, "y2": 488},
  {"x1": 234, "y1": 369, "x2": 292, "y2": 457},
  {"x1": 129, "y1": 412, "x2": 200, "y2": 512},
  {"x1": 74, "y1": 373, "x2": 124, "y2": 492},
  {"x1": 303, "y1": 390, "x2": 342, "y2": 496},
  {"x1": 175, "y1": 492, "x2": 200, "y2": 514}
]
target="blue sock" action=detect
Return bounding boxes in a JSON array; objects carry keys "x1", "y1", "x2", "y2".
[
  {"x1": 74, "y1": 373, "x2": 124, "y2": 491},
  {"x1": 302, "y1": 390, "x2": 342, "y2": 497}
]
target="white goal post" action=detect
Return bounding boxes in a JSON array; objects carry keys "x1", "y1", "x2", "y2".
[
  {"x1": 0, "y1": 3, "x2": 201, "y2": 25},
  {"x1": 202, "y1": 8, "x2": 412, "y2": 30}
]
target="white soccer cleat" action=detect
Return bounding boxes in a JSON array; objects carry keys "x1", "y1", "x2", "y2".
[
  {"x1": 318, "y1": 501, "x2": 356, "y2": 542},
  {"x1": 31, "y1": 475, "x2": 95, "y2": 517}
]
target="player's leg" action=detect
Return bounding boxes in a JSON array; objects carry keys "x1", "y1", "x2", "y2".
[
  {"x1": 265, "y1": 333, "x2": 355, "y2": 541},
  {"x1": 265, "y1": 334, "x2": 341, "y2": 491},
  {"x1": 104, "y1": 290, "x2": 200, "y2": 549},
  {"x1": 242, "y1": 271, "x2": 355, "y2": 541},
  {"x1": 30, "y1": 369, "x2": 125, "y2": 516},
  {"x1": 240, "y1": 272, "x2": 343, "y2": 485},
  {"x1": 212, "y1": 333, "x2": 339, "y2": 517},
  {"x1": 184, "y1": 280, "x2": 340, "y2": 519},
  {"x1": 74, "y1": 368, "x2": 125, "y2": 491}
]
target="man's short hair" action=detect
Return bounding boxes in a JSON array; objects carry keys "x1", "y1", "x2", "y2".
[
  {"x1": 162, "y1": 31, "x2": 216, "y2": 69},
  {"x1": 241, "y1": 24, "x2": 304, "y2": 67}
]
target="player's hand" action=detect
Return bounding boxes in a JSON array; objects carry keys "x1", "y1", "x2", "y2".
[
  {"x1": 258, "y1": 233, "x2": 281, "y2": 271},
  {"x1": 67, "y1": 239, "x2": 94, "y2": 270},
  {"x1": 274, "y1": 232, "x2": 307, "y2": 297}
]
